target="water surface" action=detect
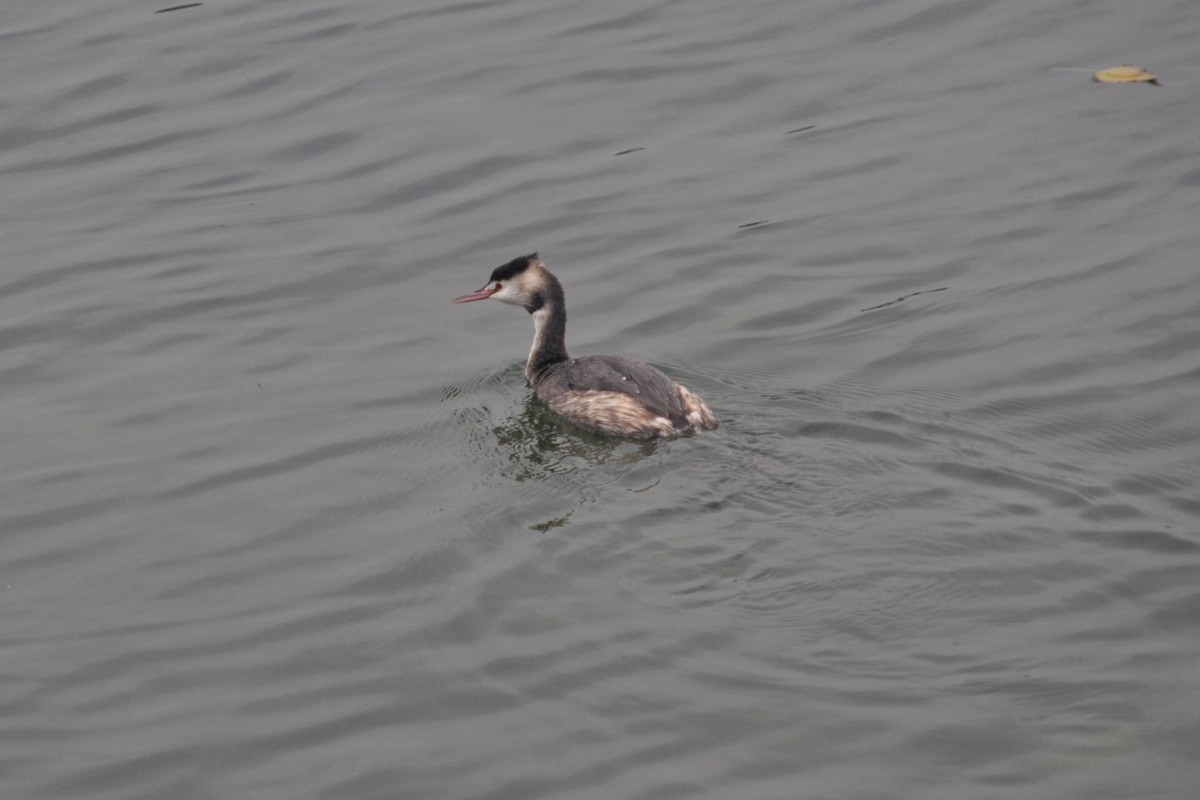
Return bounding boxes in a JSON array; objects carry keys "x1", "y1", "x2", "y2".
[{"x1": 2, "y1": 1, "x2": 1199, "y2": 798}]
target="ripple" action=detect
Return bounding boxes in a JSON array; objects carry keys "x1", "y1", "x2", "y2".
[{"x1": 5, "y1": 0, "x2": 1200, "y2": 799}]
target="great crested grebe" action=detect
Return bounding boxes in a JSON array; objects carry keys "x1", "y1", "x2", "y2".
[{"x1": 453, "y1": 253, "x2": 718, "y2": 439}]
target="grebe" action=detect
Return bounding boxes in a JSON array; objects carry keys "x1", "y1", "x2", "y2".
[{"x1": 453, "y1": 253, "x2": 718, "y2": 439}]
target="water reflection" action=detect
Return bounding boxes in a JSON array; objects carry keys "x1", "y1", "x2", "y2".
[
  {"x1": 490, "y1": 393, "x2": 659, "y2": 482},
  {"x1": 453, "y1": 390, "x2": 665, "y2": 532}
]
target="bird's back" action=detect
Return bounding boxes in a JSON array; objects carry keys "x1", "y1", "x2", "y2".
[{"x1": 533, "y1": 355, "x2": 715, "y2": 438}]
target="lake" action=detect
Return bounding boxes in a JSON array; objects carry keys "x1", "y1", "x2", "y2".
[{"x1": 2, "y1": 1, "x2": 1198, "y2": 798}]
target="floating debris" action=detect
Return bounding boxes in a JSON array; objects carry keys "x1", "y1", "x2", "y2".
[
  {"x1": 156, "y1": 3, "x2": 203, "y2": 12},
  {"x1": 1093, "y1": 65, "x2": 1160, "y2": 85},
  {"x1": 530, "y1": 513, "x2": 571, "y2": 532},
  {"x1": 614, "y1": 147, "x2": 646, "y2": 156},
  {"x1": 737, "y1": 220, "x2": 769, "y2": 229},
  {"x1": 786, "y1": 125, "x2": 816, "y2": 134}
]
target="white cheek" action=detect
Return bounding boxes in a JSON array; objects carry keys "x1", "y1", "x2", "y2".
[{"x1": 493, "y1": 284, "x2": 523, "y2": 305}]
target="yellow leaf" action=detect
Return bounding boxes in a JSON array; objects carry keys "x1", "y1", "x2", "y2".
[{"x1": 1093, "y1": 65, "x2": 1160, "y2": 85}]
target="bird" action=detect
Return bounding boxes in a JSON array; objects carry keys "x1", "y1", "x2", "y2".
[{"x1": 453, "y1": 253, "x2": 718, "y2": 439}]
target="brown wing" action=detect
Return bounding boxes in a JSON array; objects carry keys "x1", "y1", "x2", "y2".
[{"x1": 541, "y1": 390, "x2": 678, "y2": 438}]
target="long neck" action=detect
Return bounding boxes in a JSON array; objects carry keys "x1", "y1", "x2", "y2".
[{"x1": 525, "y1": 275, "x2": 568, "y2": 382}]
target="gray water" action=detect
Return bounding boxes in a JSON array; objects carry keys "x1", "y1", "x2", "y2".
[{"x1": 3, "y1": 1, "x2": 1199, "y2": 798}]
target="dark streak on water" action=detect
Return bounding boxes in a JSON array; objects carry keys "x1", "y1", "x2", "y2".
[
  {"x1": 2, "y1": 1, "x2": 1199, "y2": 799},
  {"x1": 155, "y1": 2, "x2": 203, "y2": 13}
]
